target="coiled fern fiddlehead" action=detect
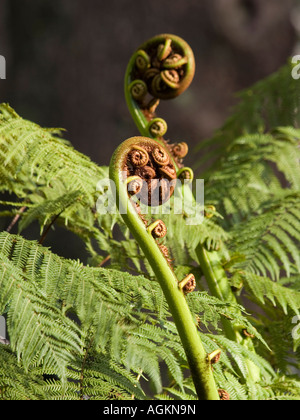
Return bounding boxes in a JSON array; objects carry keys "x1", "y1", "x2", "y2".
[
  {"x1": 110, "y1": 136, "x2": 219, "y2": 400},
  {"x1": 110, "y1": 34, "x2": 230, "y2": 400}
]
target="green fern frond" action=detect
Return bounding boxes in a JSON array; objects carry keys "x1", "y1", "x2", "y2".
[
  {"x1": 203, "y1": 129, "x2": 300, "y2": 225},
  {"x1": 0, "y1": 231, "x2": 191, "y2": 395},
  {"x1": 0, "y1": 252, "x2": 82, "y2": 379},
  {"x1": 0, "y1": 104, "x2": 105, "y2": 204},
  {"x1": 18, "y1": 190, "x2": 83, "y2": 234},
  {"x1": 0, "y1": 345, "x2": 47, "y2": 400},
  {"x1": 230, "y1": 192, "x2": 300, "y2": 280},
  {"x1": 242, "y1": 272, "x2": 300, "y2": 316}
]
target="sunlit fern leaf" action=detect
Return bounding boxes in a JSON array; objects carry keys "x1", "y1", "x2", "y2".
[
  {"x1": 0, "y1": 104, "x2": 118, "y2": 251},
  {"x1": 0, "y1": 104, "x2": 105, "y2": 204},
  {"x1": 242, "y1": 272, "x2": 300, "y2": 316},
  {"x1": 211, "y1": 335, "x2": 275, "y2": 382},
  {"x1": 0, "y1": 232, "x2": 191, "y2": 395},
  {"x1": 213, "y1": 370, "x2": 248, "y2": 401},
  {"x1": 72, "y1": 352, "x2": 145, "y2": 400},
  {"x1": 203, "y1": 130, "x2": 300, "y2": 226},
  {"x1": 230, "y1": 192, "x2": 300, "y2": 280},
  {"x1": 18, "y1": 190, "x2": 83, "y2": 234},
  {"x1": 0, "y1": 254, "x2": 82, "y2": 380}
]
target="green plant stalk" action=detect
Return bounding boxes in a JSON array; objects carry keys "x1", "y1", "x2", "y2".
[
  {"x1": 195, "y1": 245, "x2": 261, "y2": 383},
  {"x1": 109, "y1": 138, "x2": 220, "y2": 400},
  {"x1": 195, "y1": 245, "x2": 239, "y2": 341}
]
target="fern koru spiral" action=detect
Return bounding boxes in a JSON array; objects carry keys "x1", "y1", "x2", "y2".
[
  {"x1": 109, "y1": 34, "x2": 220, "y2": 400},
  {"x1": 125, "y1": 34, "x2": 195, "y2": 181}
]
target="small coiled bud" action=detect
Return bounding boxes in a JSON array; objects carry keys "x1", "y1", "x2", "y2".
[
  {"x1": 151, "y1": 73, "x2": 165, "y2": 96},
  {"x1": 129, "y1": 146, "x2": 149, "y2": 167},
  {"x1": 158, "y1": 166, "x2": 177, "y2": 180},
  {"x1": 127, "y1": 176, "x2": 143, "y2": 196},
  {"x1": 218, "y1": 389, "x2": 230, "y2": 401},
  {"x1": 204, "y1": 205, "x2": 216, "y2": 219},
  {"x1": 171, "y1": 142, "x2": 189, "y2": 158},
  {"x1": 152, "y1": 145, "x2": 170, "y2": 165},
  {"x1": 157, "y1": 38, "x2": 172, "y2": 61},
  {"x1": 129, "y1": 80, "x2": 147, "y2": 101},
  {"x1": 148, "y1": 118, "x2": 168, "y2": 138},
  {"x1": 207, "y1": 349, "x2": 222, "y2": 365},
  {"x1": 178, "y1": 274, "x2": 196, "y2": 295},
  {"x1": 177, "y1": 167, "x2": 194, "y2": 183},
  {"x1": 144, "y1": 67, "x2": 160, "y2": 81},
  {"x1": 147, "y1": 220, "x2": 167, "y2": 239},
  {"x1": 135, "y1": 49, "x2": 151, "y2": 72},
  {"x1": 163, "y1": 53, "x2": 188, "y2": 69},
  {"x1": 161, "y1": 69, "x2": 180, "y2": 89}
]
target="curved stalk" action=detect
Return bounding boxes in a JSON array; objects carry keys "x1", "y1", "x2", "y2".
[{"x1": 109, "y1": 136, "x2": 219, "y2": 400}]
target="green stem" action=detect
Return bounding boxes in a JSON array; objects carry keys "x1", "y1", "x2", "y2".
[
  {"x1": 109, "y1": 137, "x2": 219, "y2": 400},
  {"x1": 195, "y1": 245, "x2": 238, "y2": 341},
  {"x1": 196, "y1": 245, "x2": 261, "y2": 382}
]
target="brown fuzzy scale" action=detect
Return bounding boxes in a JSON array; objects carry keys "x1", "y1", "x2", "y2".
[
  {"x1": 158, "y1": 243, "x2": 174, "y2": 267},
  {"x1": 218, "y1": 389, "x2": 230, "y2": 401},
  {"x1": 128, "y1": 178, "x2": 143, "y2": 195}
]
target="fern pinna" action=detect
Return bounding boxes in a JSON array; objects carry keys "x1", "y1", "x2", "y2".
[{"x1": 0, "y1": 34, "x2": 300, "y2": 400}]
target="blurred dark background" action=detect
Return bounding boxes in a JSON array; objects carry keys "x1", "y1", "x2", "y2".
[{"x1": 0, "y1": 0, "x2": 299, "y2": 258}]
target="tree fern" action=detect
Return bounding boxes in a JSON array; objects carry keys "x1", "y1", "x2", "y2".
[{"x1": 0, "y1": 52, "x2": 300, "y2": 399}]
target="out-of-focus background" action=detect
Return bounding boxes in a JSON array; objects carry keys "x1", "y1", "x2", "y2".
[{"x1": 0, "y1": 0, "x2": 299, "y2": 257}]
